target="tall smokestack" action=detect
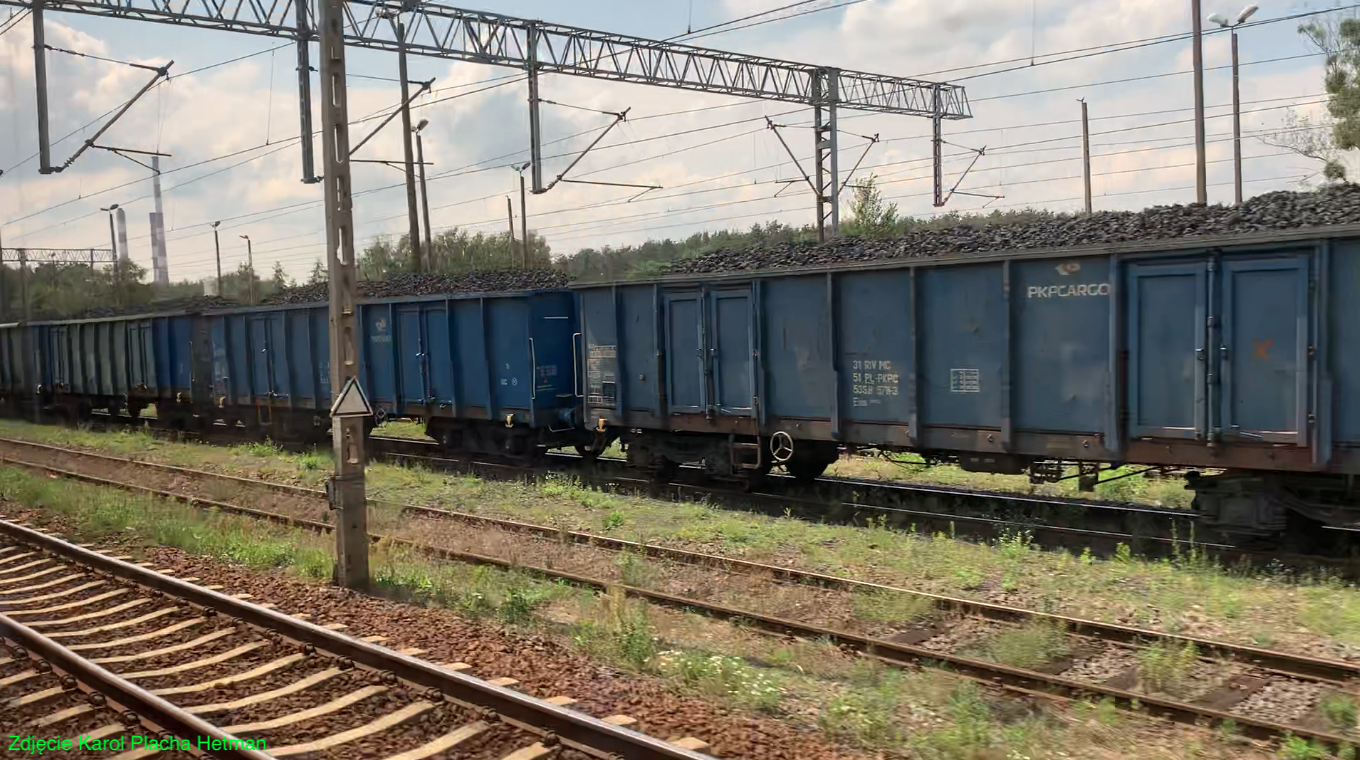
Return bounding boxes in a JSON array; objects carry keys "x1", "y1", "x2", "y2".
[
  {"x1": 150, "y1": 156, "x2": 169, "y2": 285},
  {"x1": 115, "y1": 208, "x2": 130, "y2": 262}
]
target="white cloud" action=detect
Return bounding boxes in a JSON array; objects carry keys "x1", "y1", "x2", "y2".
[{"x1": 0, "y1": 0, "x2": 1343, "y2": 282}]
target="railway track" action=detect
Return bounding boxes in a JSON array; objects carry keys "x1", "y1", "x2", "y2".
[
  {"x1": 368, "y1": 436, "x2": 1360, "y2": 573},
  {"x1": 1, "y1": 437, "x2": 1359, "y2": 751},
  {"x1": 0, "y1": 520, "x2": 714, "y2": 760},
  {"x1": 81, "y1": 413, "x2": 1275, "y2": 565}
]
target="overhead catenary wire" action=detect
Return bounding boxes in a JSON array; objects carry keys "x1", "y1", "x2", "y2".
[
  {"x1": 59, "y1": 87, "x2": 1328, "y2": 269},
  {"x1": 6, "y1": 11, "x2": 1339, "y2": 270}
]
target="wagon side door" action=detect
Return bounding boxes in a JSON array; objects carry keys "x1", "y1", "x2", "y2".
[
  {"x1": 664, "y1": 292, "x2": 706, "y2": 414},
  {"x1": 708, "y1": 289, "x2": 754, "y2": 416},
  {"x1": 397, "y1": 306, "x2": 427, "y2": 407},
  {"x1": 1219, "y1": 256, "x2": 1310, "y2": 444},
  {"x1": 1127, "y1": 261, "x2": 1208, "y2": 440}
]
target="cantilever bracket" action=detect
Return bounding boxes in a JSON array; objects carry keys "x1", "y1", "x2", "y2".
[
  {"x1": 349, "y1": 78, "x2": 434, "y2": 157},
  {"x1": 765, "y1": 118, "x2": 819, "y2": 198},
  {"x1": 536, "y1": 107, "x2": 631, "y2": 194},
  {"x1": 49, "y1": 63, "x2": 173, "y2": 173},
  {"x1": 938, "y1": 141, "x2": 1003, "y2": 207},
  {"x1": 92, "y1": 144, "x2": 172, "y2": 172},
  {"x1": 837, "y1": 133, "x2": 879, "y2": 196}
]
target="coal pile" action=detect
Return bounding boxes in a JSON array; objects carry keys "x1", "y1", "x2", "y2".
[
  {"x1": 263, "y1": 269, "x2": 570, "y2": 305},
  {"x1": 667, "y1": 184, "x2": 1360, "y2": 275},
  {"x1": 49, "y1": 295, "x2": 241, "y2": 321}
]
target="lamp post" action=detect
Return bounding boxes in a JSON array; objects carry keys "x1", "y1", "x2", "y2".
[
  {"x1": 100, "y1": 203, "x2": 120, "y2": 301},
  {"x1": 515, "y1": 162, "x2": 530, "y2": 268},
  {"x1": 211, "y1": 221, "x2": 222, "y2": 296},
  {"x1": 1209, "y1": 4, "x2": 1259, "y2": 206},
  {"x1": 239, "y1": 234, "x2": 255, "y2": 305},
  {"x1": 99, "y1": 204, "x2": 120, "y2": 261},
  {"x1": 413, "y1": 118, "x2": 433, "y2": 262}
]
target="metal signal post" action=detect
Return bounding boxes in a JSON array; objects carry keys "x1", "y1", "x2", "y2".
[{"x1": 318, "y1": 0, "x2": 369, "y2": 589}]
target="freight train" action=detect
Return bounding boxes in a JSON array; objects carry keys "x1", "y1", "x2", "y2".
[{"x1": 5, "y1": 214, "x2": 1360, "y2": 546}]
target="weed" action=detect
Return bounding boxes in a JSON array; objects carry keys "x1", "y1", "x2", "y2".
[
  {"x1": 1253, "y1": 631, "x2": 1278, "y2": 648},
  {"x1": 978, "y1": 620, "x2": 1070, "y2": 670},
  {"x1": 1138, "y1": 639, "x2": 1199, "y2": 696},
  {"x1": 997, "y1": 531, "x2": 1034, "y2": 563},
  {"x1": 653, "y1": 650, "x2": 783, "y2": 712},
  {"x1": 819, "y1": 670, "x2": 905, "y2": 747},
  {"x1": 499, "y1": 587, "x2": 547, "y2": 625},
  {"x1": 953, "y1": 566, "x2": 986, "y2": 590},
  {"x1": 602, "y1": 510, "x2": 626, "y2": 531},
  {"x1": 1094, "y1": 696, "x2": 1120, "y2": 726},
  {"x1": 851, "y1": 590, "x2": 934, "y2": 625},
  {"x1": 1341, "y1": 743, "x2": 1357, "y2": 760},
  {"x1": 614, "y1": 550, "x2": 654, "y2": 588},
  {"x1": 298, "y1": 453, "x2": 324, "y2": 471},
  {"x1": 1113, "y1": 543, "x2": 1133, "y2": 563},
  {"x1": 571, "y1": 589, "x2": 658, "y2": 670},
  {"x1": 1216, "y1": 718, "x2": 1241, "y2": 744},
  {"x1": 1321, "y1": 692, "x2": 1358, "y2": 732},
  {"x1": 244, "y1": 440, "x2": 281, "y2": 457},
  {"x1": 1277, "y1": 732, "x2": 1329, "y2": 760}
]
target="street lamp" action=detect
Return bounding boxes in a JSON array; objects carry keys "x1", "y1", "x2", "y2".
[
  {"x1": 239, "y1": 234, "x2": 255, "y2": 305},
  {"x1": 210, "y1": 222, "x2": 222, "y2": 296},
  {"x1": 1209, "y1": 4, "x2": 1259, "y2": 206},
  {"x1": 380, "y1": 6, "x2": 423, "y2": 273},
  {"x1": 99, "y1": 204, "x2": 120, "y2": 261},
  {"x1": 412, "y1": 118, "x2": 433, "y2": 260},
  {"x1": 513, "y1": 161, "x2": 531, "y2": 269}
]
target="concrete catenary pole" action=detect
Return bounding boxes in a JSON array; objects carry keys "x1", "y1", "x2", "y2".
[
  {"x1": 318, "y1": 0, "x2": 370, "y2": 588},
  {"x1": 1232, "y1": 28, "x2": 1243, "y2": 206},
  {"x1": 506, "y1": 197, "x2": 517, "y2": 267},
  {"x1": 211, "y1": 222, "x2": 223, "y2": 296},
  {"x1": 32, "y1": 3, "x2": 53, "y2": 174},
  {"x1": 1081, "y1": 100, "x2": 1092, "y2": 214},
  {"x1": 1191, "y1": 0, "x2": 1208, "y2": 204},
  {"x1": 519, "y1": 172, "x2": 529, "y2": 267},
  {"x1": 395, "y1": 18, "x2": 423, "y2": 273},
  {"x1": 415, "y1": 128, "x2": 433, "y2": 261},
  {"x1": 240, "y1": 235, "x2": 255, "y2": 305}
]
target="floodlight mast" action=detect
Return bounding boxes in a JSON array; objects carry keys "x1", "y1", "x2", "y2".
[{"x1": 10, "y1": 0, "x2": 971, "y2": 238}]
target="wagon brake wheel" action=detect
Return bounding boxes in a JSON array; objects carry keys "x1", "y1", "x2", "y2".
[{"x1": 770, "y1": 431, "x2": 795, "y2": 463}]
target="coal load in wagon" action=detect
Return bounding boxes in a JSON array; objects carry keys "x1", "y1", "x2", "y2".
[
  {"x1": 262, "y1": 269, "x2": 570, "y2": 305},
  {"x1": 48, "y1": 295, "x2": 241, "y2": 321},
  {"x1": 666, "y1": 185, "x2": 1360, "y2": 275}
]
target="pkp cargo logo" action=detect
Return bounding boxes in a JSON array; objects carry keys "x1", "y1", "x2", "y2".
[{"x1": 1055, "y1": 262, "x2": 1082, "y2": 276}]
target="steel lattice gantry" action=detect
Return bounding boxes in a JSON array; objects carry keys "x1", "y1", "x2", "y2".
[{"x1": 13, "y1": 0, "x2": 971, "y2": 236}]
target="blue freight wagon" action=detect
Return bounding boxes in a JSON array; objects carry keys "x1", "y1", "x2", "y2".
[
  {"x1": 0, "y1": 323, "x2": 31, "y2": 417},
  {"x1": 575, "y1": 226, "x2": 1360, "y2": 540},
  {"x1": 27, "y1": 311, "x2": 208, "y2": 427},
  {"x1": 205, "y1": 289, "x2": 581, "y2": 456}
]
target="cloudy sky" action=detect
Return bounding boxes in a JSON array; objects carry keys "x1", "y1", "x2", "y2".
[{"x1": 0, "y1": 0, "x2": 1339, "y2": 284}]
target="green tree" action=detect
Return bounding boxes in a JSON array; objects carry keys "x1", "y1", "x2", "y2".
[
  {"x1": 844, "y1": 174, "x2": 898, "y2": 237},
  {"x1": 308, "y1": 258, "x2": 326, "y2": 285},
  {"x1": 1266, "y1": 15, "x2": 1360, "y2": 181},
  {"x1": 269, "y1": 260, "x2": 291, "y2": 292}
]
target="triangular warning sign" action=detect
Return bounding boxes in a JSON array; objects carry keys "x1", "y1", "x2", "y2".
[{"x1": 330, "y1": 377, "x2": 373, "y2": 418}]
